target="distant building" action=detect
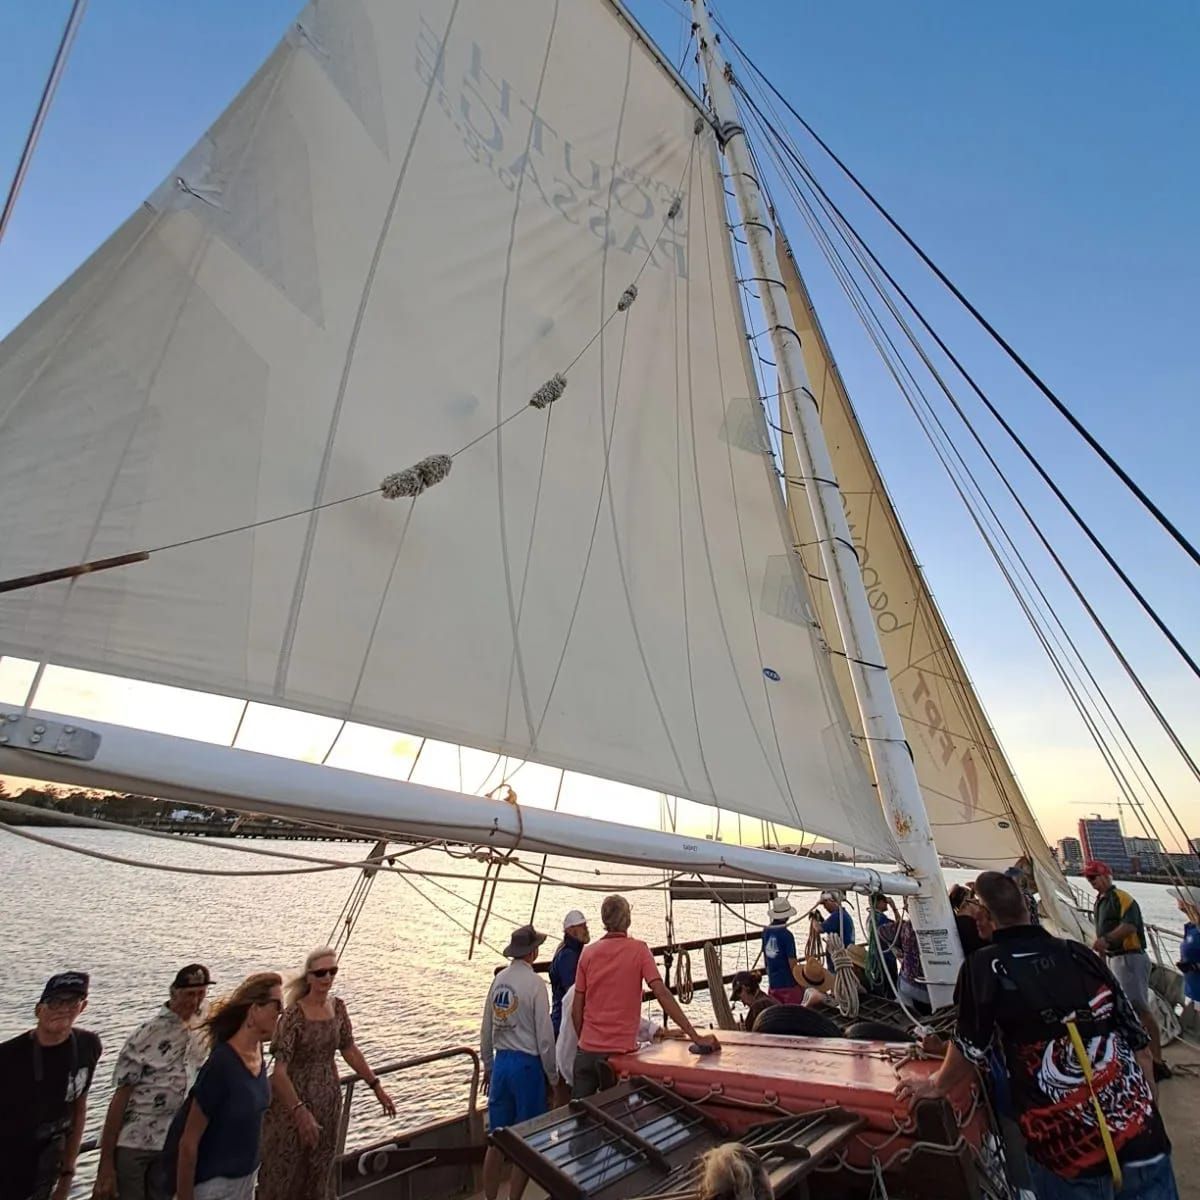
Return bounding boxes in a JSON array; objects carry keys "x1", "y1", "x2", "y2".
[
  {"x1": 1125, "y1": 836, "x2": 1166, "y2": 874},
  {"x1": 1190, "y1": 837, "x2": 1200, "y2": 856},
  {"x1": 1078, "y1": 818, "x2": 1130, "y2": 874},
  {"x1": 1057, "y1": 837, "x2": 1083, "y2": 872}
]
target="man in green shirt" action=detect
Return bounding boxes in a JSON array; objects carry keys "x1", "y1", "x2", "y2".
[{"x1": 1084, "y1": 859, "x2": 1168, "y2": 1081}]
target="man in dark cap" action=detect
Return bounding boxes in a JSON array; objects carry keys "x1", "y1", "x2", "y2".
[
  {"x1": 480, "y1": 926, "x2": 556, "y2": 1200},
  {"x1": 0, "y1": 972, "x2": 102, "y2": 1200},
  {"x1": 93, "y1": 964, "x2": 213, "y2": 1200},
  {"x1": 729, "y1": 971, "x2": 777, "y2": 1031}
]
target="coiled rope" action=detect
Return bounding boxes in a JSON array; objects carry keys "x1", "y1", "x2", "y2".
[
  {"x1": 826, "y1": 932, "x2": 862, "y2": 1018},
  {"x1": 676, "y1": 948, "x2": 694, "y2": 1004}
]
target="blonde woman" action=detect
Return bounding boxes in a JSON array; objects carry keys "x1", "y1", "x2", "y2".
[
  {"x1": 698, "y1": 1144, "x2": 774, "y2": 1200},
  {"x1": 164, "y1": 973, "x2": 282, "y2": 1200},
  {"x1": 257, "y1": 949, "x2": 395, "y2": 1200}
]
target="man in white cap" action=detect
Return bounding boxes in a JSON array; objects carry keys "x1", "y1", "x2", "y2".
[
  {"x1": 548, "y1": 909, "x2": 590, "y2": 1037},
  {"x1": 480, "y1": 925, "x2": 556, "y2": 1200},
  {"x1": 762, "y1": 896, "x2": 805, "y2": 1004},
  {"x1": 814, "y1": 890, "x2": 856, "y2": 971}
]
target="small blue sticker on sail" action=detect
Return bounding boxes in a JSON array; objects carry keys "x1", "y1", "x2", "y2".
[{"x1": 763, "y1": 668, "x2": 781, "y2": 682}]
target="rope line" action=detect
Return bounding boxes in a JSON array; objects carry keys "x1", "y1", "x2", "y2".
[{"x1": 717, "y1": 14, "x2": 1200, "y2": 573}]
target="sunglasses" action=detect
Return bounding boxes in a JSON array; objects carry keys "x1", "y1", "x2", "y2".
[{"x1": 309, "y1": 967, "x2": 339, "y2": 979}]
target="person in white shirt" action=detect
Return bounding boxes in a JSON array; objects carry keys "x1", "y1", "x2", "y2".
[
  {"x1": 555, "y1": 984, "x2": 663, "y2": 1089},
  {"x1": 480, "y1": 925, "x2": 556, "y2": 1200}
]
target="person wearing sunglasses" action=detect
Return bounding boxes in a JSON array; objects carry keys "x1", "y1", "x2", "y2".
[
  {"x1": 0, "y1": 971, "x2": 101, "y2": 1200},
  {"x1": 162, "y1": 973, "x2": 283, "y2": 1200},
  {"x1": 257, "y1": 948, "x2": 395, "y2": 1200}
]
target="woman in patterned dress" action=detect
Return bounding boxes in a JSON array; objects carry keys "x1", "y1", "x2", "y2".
[{"x1": 256, "y1": 948, "x2": 395, "y2": 1200}]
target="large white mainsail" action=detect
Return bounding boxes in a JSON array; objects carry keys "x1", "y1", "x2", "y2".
[
  {"x1": 774, "y1": 233, "x2": 1085, "y2": 935},
  {"x1": 0, "y1": 1, "x2": 897, "y2": 857}
]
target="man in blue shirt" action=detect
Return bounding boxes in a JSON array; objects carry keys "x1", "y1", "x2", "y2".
[
  {"x1": 816, "y1": 890, "x2": 855, "y2": 971},
  {"x1": 761, "y1": 896, "x2": 805, "y2": 1004},
  {"x1": 548, "y1": 910, "x2": 590, "y2": 1036}
]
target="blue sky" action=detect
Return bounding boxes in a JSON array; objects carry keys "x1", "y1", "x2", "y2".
[{"x1": 0, "y1": 0, "x2": 1196, "y2": 847}]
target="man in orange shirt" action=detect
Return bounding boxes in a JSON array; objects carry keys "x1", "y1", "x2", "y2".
[{"x1": 570, "y1": 895, "x2": 719, "y2": 1097}]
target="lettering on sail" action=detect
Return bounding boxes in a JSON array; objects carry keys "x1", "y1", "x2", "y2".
[
  {"x1": 838, "y1": 491, "x2": 979, "y2": 822},
  {"x1": 839, "y1": 494, "x2": 909, "y2": 637},
  {"x1": 910, "y1": 671, "x2": 980, "y2": 822},
  {"x1": 416, "y1": 18, "x2": 688, "y2": 277}
]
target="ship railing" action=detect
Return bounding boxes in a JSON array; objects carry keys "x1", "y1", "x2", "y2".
[
  {"x1": 75, "y1": 1044, "x2": 483, "y2": 1187},
  {"x1": 334, "y1": 1044, "x2": 481, "y2": 1159}
]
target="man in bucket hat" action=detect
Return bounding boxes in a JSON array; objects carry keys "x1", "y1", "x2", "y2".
[
  {"x1": 761, "y1": 895, "x2": 805, "y2": 1004},
  {"x1": 480, "y1": 926, "x2": 556, "y2": 1200},
  {"x1": 0, "y1": 972, "x2": 102, "y2": 1200}
]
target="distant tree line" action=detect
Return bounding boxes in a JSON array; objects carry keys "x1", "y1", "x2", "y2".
[{"x1": 0, "y1": 781, "x2": 220, "y2": 827}]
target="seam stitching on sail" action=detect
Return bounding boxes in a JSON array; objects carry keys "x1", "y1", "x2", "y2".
[
  {"x1": 691, "y1": 148, "x2": 794, "y2": 811},
  {"x1": 493, "y1": 0, "x2": 562, "y2": 750},
  {"x1": 14, "y1": 50, "x2": 295, "y2": 709},
  {"x1": 530, "y1": 42, "x2": 700, "y2": 801},
  {"x1": 673, "y1": 146, "x2": 720, "y2": 812},
  {"x1": 580, "y1": 100, "x2": 697, "y2": 798},
  {"x1": 274, "y1": 0, "x2": 463, "y2": 698},
  {"x1": 341, "y1": 499, "x2": 418, "y2": 720}
]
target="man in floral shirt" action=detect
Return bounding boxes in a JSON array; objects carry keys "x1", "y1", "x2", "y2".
[{"x1": 93, "y1": 965, "x2": 212, "y2": 1200}]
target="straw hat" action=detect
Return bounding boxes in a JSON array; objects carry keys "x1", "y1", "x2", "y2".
[
  {"x1": 846, "y1": 944, "x2": 869, "y2": 972},
  {"x1": 794, "y1": 956, "x2": 832, "y2": 994},
  {"x1": 767, "y1": 896, "x2": 797, "y2": 921}
]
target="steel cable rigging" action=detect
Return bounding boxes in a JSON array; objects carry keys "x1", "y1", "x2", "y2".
[{"x1": 711, "y1": 10, "x2": 1200, "y2": 574}]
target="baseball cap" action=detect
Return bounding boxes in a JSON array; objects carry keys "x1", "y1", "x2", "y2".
[
  {"x1": 729, "y1": 970, "x2": 760, "y2": 1002},
  {"x1": 171, "y1": 964, "x2": 213, "y2": 990},
  {"x1": 39, "y1": 971, "x2": 89, "y2": 1004},
  {"x1": 563, "y1": 909, "x2": 587, "y2": 930},
  {"x1": 1082, "y1": 860, "x2": 1110, "y2": 878}
]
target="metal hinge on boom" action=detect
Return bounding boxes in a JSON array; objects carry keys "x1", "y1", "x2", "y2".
[{"x1": 0, "y1": 713, "x2": 99, "y2": 759}]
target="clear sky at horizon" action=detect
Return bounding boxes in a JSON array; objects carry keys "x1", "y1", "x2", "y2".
[{"x1": 0, "y1": 0, "x2": 1196, "y2": 850}]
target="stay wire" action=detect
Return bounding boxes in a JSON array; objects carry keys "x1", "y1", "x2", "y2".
[
  {"x1": 716, "y1": 15, "x2": 1200, "y2": 572},
  {"x1": 737, "y1": 81, "x2": 1200, "y2": 688},
  {"x1": 749, "y1": 97, "x2": 1199, "y2": 848},
  {"x1": 753, "y1": 103, "x2": 1195, "y2": 854},
  {"x1": 740, "y1": 93, "x2": 1200, "y2": 799}
]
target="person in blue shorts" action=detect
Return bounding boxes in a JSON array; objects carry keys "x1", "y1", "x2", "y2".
[{"x1": 480, "y1": 925, "x2": 556, "y2": 1200}]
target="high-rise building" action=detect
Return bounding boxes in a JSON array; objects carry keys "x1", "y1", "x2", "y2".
[
  {"x1": 1125, "y1": 836, "x2": 1165, "y2": 874},
  {"x1": 1057, "y1": 837, "x2": 1083, "y2": 872},
  {"x1": 1078, "y1": 817, "x2": 1130, "y2": 874}
]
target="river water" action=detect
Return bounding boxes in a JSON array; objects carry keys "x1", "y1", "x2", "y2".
[{"x1": 1, "y1": 829, "x2": 1189, "y2": 1193}]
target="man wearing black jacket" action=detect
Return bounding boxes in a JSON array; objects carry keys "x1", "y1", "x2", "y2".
[{"x1": 897, "y1": 873, "x2": 1176, "y2": 1199}]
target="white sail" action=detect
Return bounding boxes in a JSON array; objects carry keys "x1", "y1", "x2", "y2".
[
  {"x1": 0, "y1": 1, "x2": 896, "y2": 855},
  {"x1": 774, "y1": 235, "x2": 1085, "y2": 934}
]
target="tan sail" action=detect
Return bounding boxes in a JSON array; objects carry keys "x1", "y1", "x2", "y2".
[{"x1": 775, "y1": 233, "x2": 1083, "y2": 936}]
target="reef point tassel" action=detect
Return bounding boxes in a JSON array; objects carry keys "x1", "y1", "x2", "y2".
[
  {"x1": 529, "y1": 373, "x2": 567, "y2": 410},
  {"x1": 617, "y1": 284, "x2": 638, "y2": 312},
  {"x1": 380, "y1": 453, "x2": 453, "y2": 500}
]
